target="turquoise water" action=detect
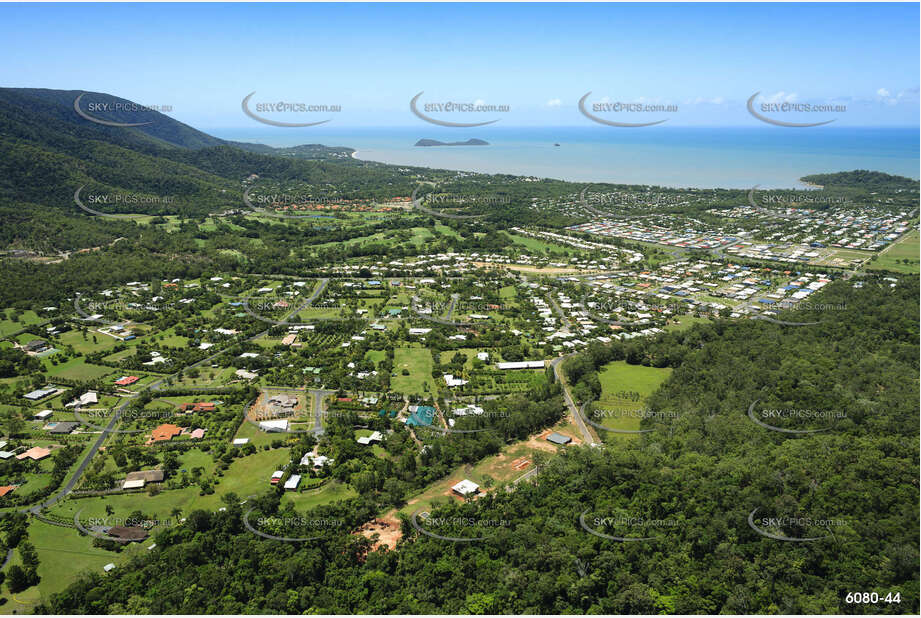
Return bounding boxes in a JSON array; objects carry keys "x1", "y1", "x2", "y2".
[{"x1": 211, "y1": 126, "x2": 919, "y2": 189}]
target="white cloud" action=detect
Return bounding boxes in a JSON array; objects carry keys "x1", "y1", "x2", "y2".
[
  {"x1": 546, "y1": 98, "x2": 562, "y2": 108},
  {"x1": 877, "y1": 88, "x2": 891, "y2": 98},
  {"x1": 473, "y1": 99, "x2": 486, "y2": 107},
  {"x1": 763, "y1": 91, "x2": 798, "y2": 104},
  {"x1": 685, "y1": 96, "x2": 725, "y2": 105}
]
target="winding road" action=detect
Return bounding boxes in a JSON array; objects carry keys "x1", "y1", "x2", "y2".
[{"x1": 549, "y1": 355, "x2": 597, "y2": 446}]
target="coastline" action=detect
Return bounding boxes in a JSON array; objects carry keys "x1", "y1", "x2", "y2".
[{"x1": 214, "y1": 127, "x2": 919, "y2": 190}]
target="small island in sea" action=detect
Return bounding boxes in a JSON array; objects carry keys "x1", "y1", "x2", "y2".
[{"x1": 414, "y1": 138, "x2": 489, "y2": 147}]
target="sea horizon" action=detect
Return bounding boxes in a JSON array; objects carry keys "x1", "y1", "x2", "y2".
[{"x1": 206, "y1": 125, "x2": 920, "y2": 190}]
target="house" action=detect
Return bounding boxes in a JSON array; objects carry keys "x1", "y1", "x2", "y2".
[
  {"x1": 496, "y1": 361, "x2": 545, "y2": 370},
  {"x1": 476, "y1": 352, "x2": 489, "y2": 361},
  {"x1": 356, "y1": 431, "x2": 383, "y2": 445},
  {"x1": 114, "y1": 376, "x2": 140, "y2": 387},
  {"x1": 267, "y1": 394, "x2": 297, "y2": 412},
  {"x1": 189, "y1": 428, "x2": 205, "y2": 440},
  {"x1": 106, "y1": 526, "x2": 149, "y2": 542},
  {"x1": 125, "y1": 470, "x2": 165, "y2": 485},
  {"x1": 24, "y1": 339, "x2": 50, "y2": 353},
  {"x1": 34, "y1": 409, "x2": 53, "y2": 420},
  {"x1": 180, "y1": 402, "x2": 215, "y2": 413},
  {"x1": 283, "y1": 474, "x2": 301, "y2": 490},
  {"x1": 149, "y1": 424, "x2": 182, "y2": 443},
  {"x1": 444, "y1": 374, "x2": 468, "y2": 387},
  {"x1": 16, "y1": 446, "x2": 51, "y2": 461},
  {"x1": 453, "y1": 405, "x2": 484, "y2": 416},
  {"x1": 66, "y1": 391, "x2": 98, "y2": 408},
  {"x1": 281, "y1": 334, "x2": 297, "y2": 346},
  {"x1": 235, "y1": 369, "x2": 258, "y2": 380},
  {"x1": 270, "y1": 470, "x2": 283, "y2": 485},
  {"x1": 103, "y1": 563, "x2": 116, "y2": 572},
  {"x1": 232, "y1": 438, "x2": 250, "y2": 446},
  {"x1": 0, "y1": 485, "x2": 18, "y2": 497},
  {"x1": 300, "y1": 453, "x2": 332, "y2": 468},
  {"x1": 46, "y1": 421, "x2": 79, "y2": 434},
  {"x1": 405, "y1": 406, "x2": 436, "y2": 427},
  {"x1": 546, "y1": 432, "x2": 572, "y2": 445},
  {"x1": 451, "y1": 479, "x2": 480, "y2": 497},
  {"x1": 0, "y1": 451, "x2": 14, "y2": 460},
  {"x1": 23, "y1": 388, "x2": 55, "y2": 401},
  {"x1": 259, "y1": 419, "x2": 289, "y2": 432},
  {"x1": 122, "y1": 479, "x2": 146, "y2": 490}
]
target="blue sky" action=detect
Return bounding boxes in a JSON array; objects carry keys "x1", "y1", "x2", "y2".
[{"x1": 2, "y1": 2, "x2": 918, "y2": 128}]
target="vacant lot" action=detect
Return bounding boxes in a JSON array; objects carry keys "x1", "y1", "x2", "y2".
[
  {"x1": 0, "y1": 310, "x2": 44, "y2": 338},
  {"x1": 594, "y1": 360, "x2": 673, "y2": 435},
  {"x1": 868, "y1": 229, "x2": 920, "y2": 274},
  {"x1": 391, "y1": 347, "x2": 434, "y2": 395}
]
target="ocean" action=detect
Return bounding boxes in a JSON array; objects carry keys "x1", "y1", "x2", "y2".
[{"x1": 210, "y1": 126, "x2": 919, "y2": 190}]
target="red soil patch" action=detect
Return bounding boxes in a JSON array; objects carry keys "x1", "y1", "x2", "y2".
[
  {"x1": 512, "y1": 456, "x2": 531, "y2": 471},
  {"x1": 357, "y1": 516, "x2": 402, "y2": 552}
]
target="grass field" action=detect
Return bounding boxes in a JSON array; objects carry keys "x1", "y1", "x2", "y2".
[
  {"x1": 42, "y1": 357, "x2": 114, "y2": 381},
  {"x1": 867, "y1": 229, "x2": 920, "y2": 274},
  {"x1": 0, "y1": 310, "x2": 44, "y2": 338},
  {"x1": 665, "y1": 315, "x2": 711, "y2": 332},
  {"x1": 0, "y1": 519, "x2": 148, "y2": 613},
  {"x1": 503, "y1": 232, "x2": 581, "y2": 256},
  {"x1": 391, "y1": 347, "x2": 434, "y2": 395},
  {"x1": 390, "y1": 438, "x2": 551, "y2": 520},
  {"x1": 56, "y1": 328, "x2": 125, "y2": 354},
  {"x1": 439, "y1": 348, "x2": 487, "y2": 369},
  {"x1": 593, "y1": 360, "x2": 673, "y2": 436}
]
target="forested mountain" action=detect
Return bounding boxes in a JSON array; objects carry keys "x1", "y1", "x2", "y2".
[
  {"x1": 801, "y1": 170, "x2": 919, "y2": 192},
  {"x1": 36, "y1": 278, "x2": 919, "y2": 614},
  {"x1": 0, "y1": 88, "x2": 414, "y2": 219}
]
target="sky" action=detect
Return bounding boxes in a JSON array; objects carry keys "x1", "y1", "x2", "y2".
[{"x1": 1, "y1": 2, "x2": 918, "y2": 128}]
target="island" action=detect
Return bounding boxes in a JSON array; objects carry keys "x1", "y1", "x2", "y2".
[{"x1": 414, "y1": 138, "x2": 489, "y2": 147}]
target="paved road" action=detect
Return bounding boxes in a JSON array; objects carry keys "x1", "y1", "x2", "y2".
[
  {"x1": 25, "y1": 278, "x2": 333, "y2": 516},
  {"x1": 547, "y1": 295, "x2": 573, "y2": 333},
  {"x1": 445, "y1": 294, "x2": 459, "y2": 321},
  {"x1": 311, "y1": 389, "x2": 336, "y2": 436},
  {"x1": 550, "y1": 355, "x2": 597, "y2": 446},
  {"x1": 410, "y1": 296, "x2": 470, "y2": 326}
]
